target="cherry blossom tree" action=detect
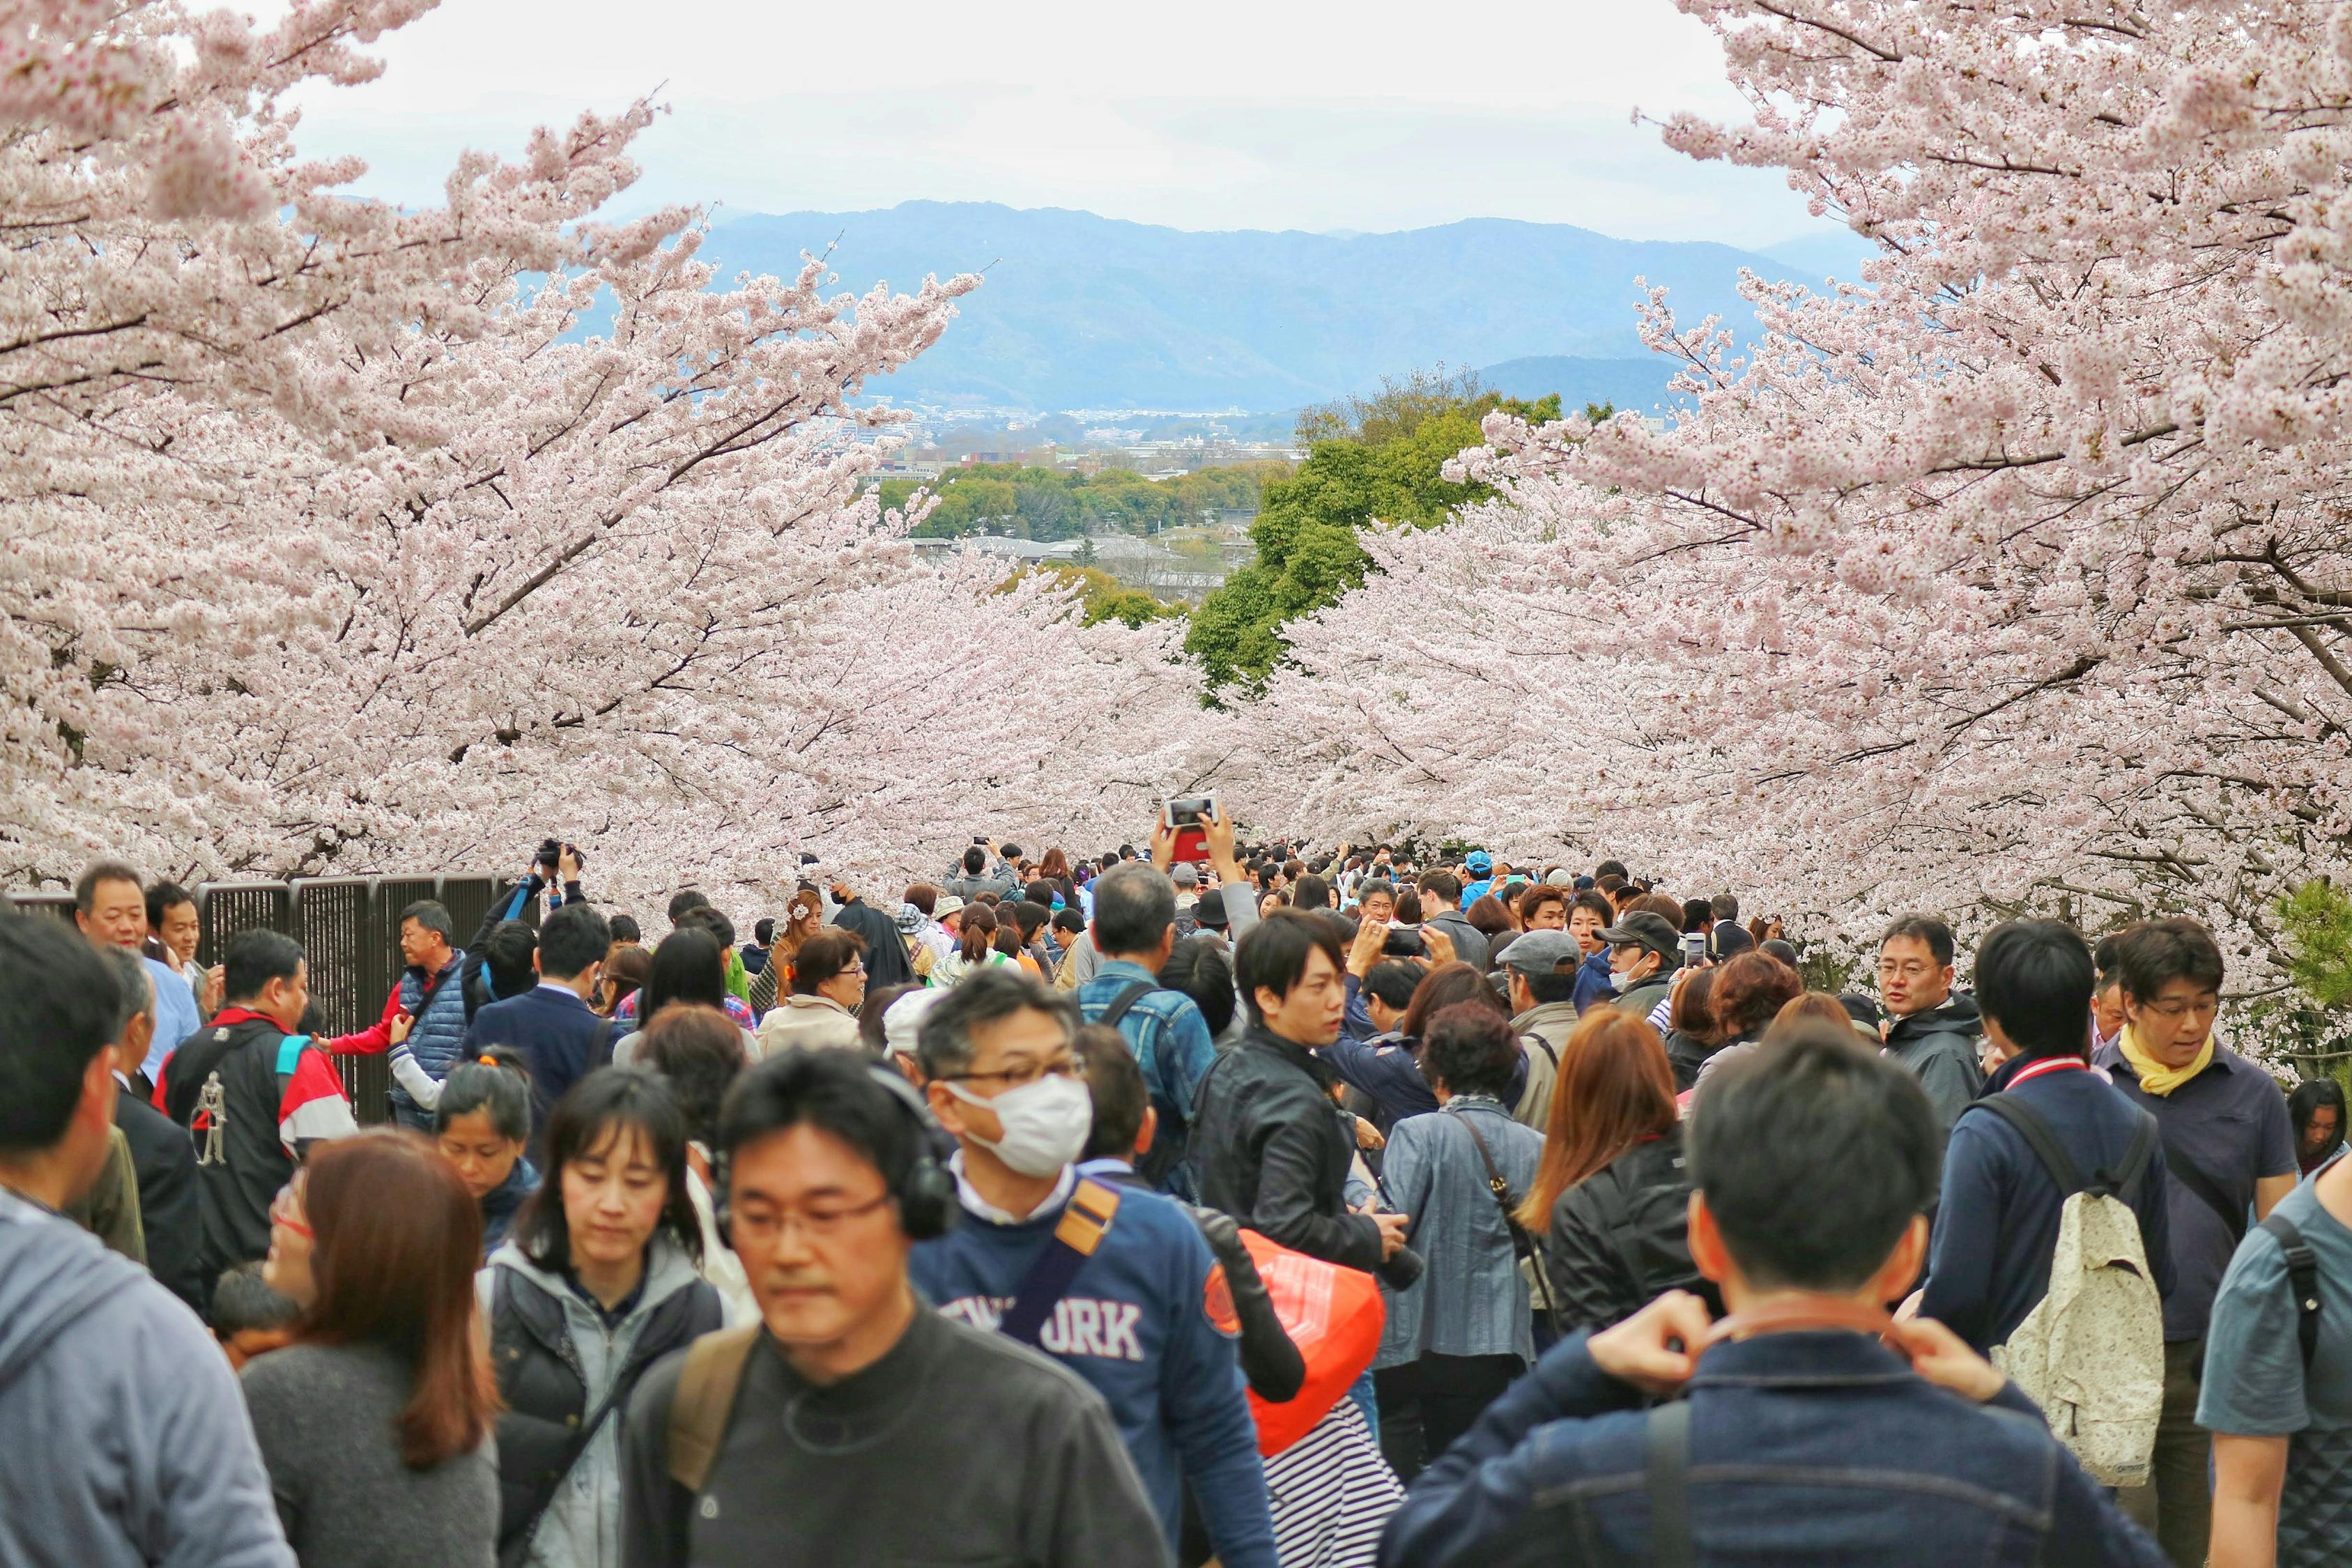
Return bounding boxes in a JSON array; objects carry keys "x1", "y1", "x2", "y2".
[
  {"x1": 1236, "y1": 0, "x2": 2352, "y2": 985},
  {"x1": 1, "y1": 0, "x2": 1215, "y2": 910}
]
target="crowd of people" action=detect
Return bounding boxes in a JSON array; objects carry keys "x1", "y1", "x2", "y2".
[{"x1": 2, "y1": 827, "x2": 2348, "y2": 1567}]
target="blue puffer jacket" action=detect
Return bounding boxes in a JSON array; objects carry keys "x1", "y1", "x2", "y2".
[{"x1": 392, "y1": 954, "x2": 470, "y2": 1115}]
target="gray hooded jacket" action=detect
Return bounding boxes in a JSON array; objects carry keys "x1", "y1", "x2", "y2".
[{"x1": 0, "y1": 1189, "x2": 293, "y2": 1568}]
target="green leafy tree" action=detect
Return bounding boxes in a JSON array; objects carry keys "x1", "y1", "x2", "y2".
[{"x1": 1187, "y1": 369, "x2": 1562, "y2": 691}]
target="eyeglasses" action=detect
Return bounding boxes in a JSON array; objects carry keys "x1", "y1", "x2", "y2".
[
  {"x1": 937, "y1": 1056, "x2": 1077, "y2": 1091},
  {"x1": 1877, "y1": 961, "x2": 1939, "y2": 981},
  {"x1": 2139, "y1": 997, "x2": 2220, "y2": 1021},
  {"x1": 731, "y1": 1191, "x2": 892, "y2": 1243},
  {"x1": 269, "y1": 1181, "x2": 311, "y2": 1239}
]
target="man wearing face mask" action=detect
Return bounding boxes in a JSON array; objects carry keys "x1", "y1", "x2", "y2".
[
  {"x1": 1594, "y1": 909, "x2": 1682, "y2": 1024},
  {"x1": 909, "y1": 968, "x2": 1277, "y2": 1568}
]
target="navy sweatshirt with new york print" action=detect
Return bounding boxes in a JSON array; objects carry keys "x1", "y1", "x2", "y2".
[{"x1": 910, "y1": 1178, "x2": 1277, "y2": 1568}]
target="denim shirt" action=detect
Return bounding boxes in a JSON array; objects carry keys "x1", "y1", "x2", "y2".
[
  {"x1": 1376, "y1": 1096, "x2": 1544, "y2": 1367},
  {"x1": 1079, "y1": 960, "x2": 1217, "y2": 1200},
  {"x1": 1381, "y1": 1328, "x2": 2169, "y2": 1568}
]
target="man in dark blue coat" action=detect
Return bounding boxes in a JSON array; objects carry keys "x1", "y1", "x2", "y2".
[{"x1": 464, "y1": 902, "x2": 613, "y2": 1157}]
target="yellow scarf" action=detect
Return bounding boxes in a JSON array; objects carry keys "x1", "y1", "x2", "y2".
[{"x1": 2117, "y1": 1023, "x2": 2213, "y2": 1097}]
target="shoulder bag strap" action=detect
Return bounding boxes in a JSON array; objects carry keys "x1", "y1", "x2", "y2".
[
  {"x1": 666, "y1": 1324, "x2": 764, "y2": 1492},
  {"x1": 1968, "y1": 1096, "x2": 2087, "y2": 1195},
  {"x1": 496, "y1": 1281, "x2": 670, "y2": 1564},
  {"x1": 996, "y1": 1179, "x2": 1123, "y2": 1347},
  {"x1": 1645, "y1": 1399, "x2": 1696, "y2": 1568},
  {"x1": 2259, "y1": 1212, "x2": 2323, "y2": 1374},
  {"x1": 1455, "y1": 1111, "x2": 1555, "y2": 1316},
  {"x1": 1095, "y1": 980, "x2": 1158, "y2": 1030},
  {"x1": 2163, "y1": 1143, "x2": 2248, "y2": 1243}
]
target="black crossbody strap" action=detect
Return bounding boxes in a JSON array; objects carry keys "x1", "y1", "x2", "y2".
[
  {"x1": 1454, "y1": 1111, "x2": 1556, "y2": 1317},
  {"x1": 1645, "y1": 1399, "x2": 1696, "y2": 1568},
  {"x1": 2260, "y1": 1212, "x2": 2323, "y2": 1373},
  {"x1": 1095, "y1": 981, "x2": 1157, "y2": 1030},
  {"x1": 1968, "y1": 1096, "x2": 2086, "y2": 1194},
  {"x1": 2164, "y1": 1145, "x2": 2247, "y2": 1243},
  {"x1": 997, "y1": 1179, "x2": 1122, "y2": 1347}
]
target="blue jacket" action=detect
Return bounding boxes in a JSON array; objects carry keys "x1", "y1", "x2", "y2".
[
  {"x1": 912, "y1": 1175, "x2": 1277, "y2": 1568},
  {"x1": 1078, "y1": 960, "x2": 1218, "y2": 1199},
  {"x1": 1380, "y1": 1325, "x2": 2168, "y2": 1568},
  {"x1": 465, "y1": 985, "x2": 615, "y2": 1158},
  {"x1": 0, "y1": 1191, "x2": 293, "y2": 1568},
  {"x1": 1571, "y1": 949, "x2": 1615, "y2": 1014},
  {"x1": 1919, "y1": 1062, "x2": 2174, "y2": 1354},
  {"x1": 392, "y1": 953, "x2": 470, "y2": 1116}
]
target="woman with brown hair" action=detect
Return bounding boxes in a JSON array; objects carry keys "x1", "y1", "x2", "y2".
[
  {"x1": 1660, "y1": 965, "x2": 1722, "y2": 1091},
  {"x1": 1690, "y1": 949, "x2": 1808, "y2": 1093},
  {"x1": 1521, "y1": 1008, "x2": 1721, "y2": 1335},
  {"x1": 240, "y1": 1130, "x2": 500, "y2": 1567}
]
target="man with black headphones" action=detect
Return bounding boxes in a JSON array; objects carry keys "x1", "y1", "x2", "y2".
[{"x1": 617, "y1": 1048, "x2": 1165, "y2": 1567}]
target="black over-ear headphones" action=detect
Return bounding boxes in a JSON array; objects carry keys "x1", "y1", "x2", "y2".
[{"x1": 711, "y1": 1061, "x2": 958, "y2": 1246}]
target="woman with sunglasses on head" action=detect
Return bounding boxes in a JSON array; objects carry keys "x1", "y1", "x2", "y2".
[
  {"x1": 244, "y1": 1130, "x2": 500, "y2": 1567},
  {"x1": 479, "y1": 1069, "x2": 721, "y2": 1568}
]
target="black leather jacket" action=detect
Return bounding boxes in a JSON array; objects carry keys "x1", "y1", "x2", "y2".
[
  {"x1": 1191, "y1": 1024, "x2": 1422, "y2": 1287},
  {"x1": 1542, "y1": 1121, "x2": 1722, "y2": 1334}
]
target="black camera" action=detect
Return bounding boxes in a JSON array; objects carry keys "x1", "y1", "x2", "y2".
[
  {"x1": 537, "y1": 838, "x2": 585, "y2": 874},
  {"x1": 1381, "y1": 926, "x2": 1427, "y2": 959}
]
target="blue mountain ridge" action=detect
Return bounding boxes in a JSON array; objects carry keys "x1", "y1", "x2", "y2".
[{"x1": 698, "y1": 201, "x2": 1876, "y2": 415}]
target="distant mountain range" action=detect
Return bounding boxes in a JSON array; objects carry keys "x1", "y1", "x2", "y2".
[{"x1": 700, "y1": 202, "x2": 1877, "y2": 415}]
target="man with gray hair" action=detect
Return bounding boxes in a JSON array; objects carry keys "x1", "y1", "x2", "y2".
[
  {"x1": 93, "y1": 945, "x2": 206, "y2": 1314},
  {"x1": 1075, "y1": 861, "x2": 1220, "y2": 1199}
]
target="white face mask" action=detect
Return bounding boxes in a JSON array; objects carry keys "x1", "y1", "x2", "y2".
[{"x1": 944, "y1": 1073, "x2": 1093, "y2": 1177}]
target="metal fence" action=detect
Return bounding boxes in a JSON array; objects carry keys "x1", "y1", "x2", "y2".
[{"x1": 8, "y1": 875, "x2": 538, "y2": 1123}]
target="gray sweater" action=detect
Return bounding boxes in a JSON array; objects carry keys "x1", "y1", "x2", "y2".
[
  {"x1": 620, "y1": 1302, "x2": 1169, "y2": 1567},
  {"x1": 240, "y1": 1342, "x2": 497, "y2": 1568}
]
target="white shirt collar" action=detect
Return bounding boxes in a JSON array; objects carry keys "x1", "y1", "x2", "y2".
[
  {"x1": 535, "y1": 981, "x2": 580, "y2": 998},
  {"x1": 948, "y1": 1149, "x2": 1075, "y2": 1225}
]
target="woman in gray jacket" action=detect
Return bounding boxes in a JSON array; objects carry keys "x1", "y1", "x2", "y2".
[
  {"x1": 1370, "y1": 1002, "x2": 1544, "y2": 1482},
  {"x1": 479, "y1": 1070, "x2": 722, "y2": 1568}
]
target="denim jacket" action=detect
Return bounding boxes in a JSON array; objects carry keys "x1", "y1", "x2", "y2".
[{"x1": 1379, "y1": 1327, "x2": 2168, "y2": 1568}]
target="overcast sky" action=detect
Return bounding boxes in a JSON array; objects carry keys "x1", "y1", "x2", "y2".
[{"x1": 272, "y1": 0, "x2": 1834, "y2": 247}]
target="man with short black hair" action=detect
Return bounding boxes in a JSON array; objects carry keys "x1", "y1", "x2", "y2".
[
  {"x1": 92, "y1": 944, "x2": 208, "y2": 1316},
  {"x1": 1877, "y1": 914, "x2": 1985, "y2": 1128},
  {"x1": 466, "y1": 900, "x2": 614, "y2": 1155},
  {"x1": 620, "y1": 1045, "x2": 1163, "y2": 1567},
  {"x1": 1919, "y1": 919, "x2": 2172, "y2": 1357},
  {"x1": 1385, "y1": 1027, "x2": 2169, "y2": 1567},
  {"x1": 2092, "y1": 916, "x2": 2297, "y2": 1567},
  {"x1": 1419, "y1": 870, "x2": 1489, "y2": 972},
  {"x1": 159, "y1": 928, "x2": 355, "y2": 1279},
  {"x1": 1567, "y1": 889, "x2": 1618, "y2": 1013},
  {"x1": 1193, "y1": 912, "x2": 1418, "y2": 1284},
  {"x1": 0, "y1": 915, "x2": 296, "y2": 1567},
  {"x1": 1082, "y1": 856, "x2": 1222, "y2": 1199},
  {"x1": 324, "y1": 897, "x2": 468, "y2": 1130},
  {"x1": 911, "y1": 972, "x2": 1277, "y2": 1568}
]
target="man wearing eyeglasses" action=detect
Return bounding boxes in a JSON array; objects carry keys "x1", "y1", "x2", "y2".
[
  {"x1": 619, "y1": 1043, "x2": 1164, "y2": 1567},
  {"x1": 1876, "y1": 915, "x2": 1985, "y2": 1130},
  {"x1": 2091, "y1": 916, "x2": 2296, "y2": 1568},
  {"x1": 908, "y1": 968, "x2": 1278, "y2": 1568}
]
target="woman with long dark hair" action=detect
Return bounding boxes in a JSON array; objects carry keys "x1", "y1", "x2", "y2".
[
  {"x1": 2292, "y1": 1077, "x2": 2349, "y2": 1175},
  {"x1": 241, "y1": 1130, "x2": 500, "y2": 1566},
  {"x1": 611, "y1": 928, "x2": 755, "y2": 1067},
  {"x1": 928, "y1": 899, "x2": 1016, "y2": 987},
  {"x1": 480, "y1": 1070, "x2": 721, "y2": 1568},
  {"x1": 1523, "y1": 1009, "x2": 1719, "y2": 1334}
]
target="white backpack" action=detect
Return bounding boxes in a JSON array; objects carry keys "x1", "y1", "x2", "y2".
[{"x1": 1972, "y1": 1095, "x2": 2164, "y2": 1486}]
